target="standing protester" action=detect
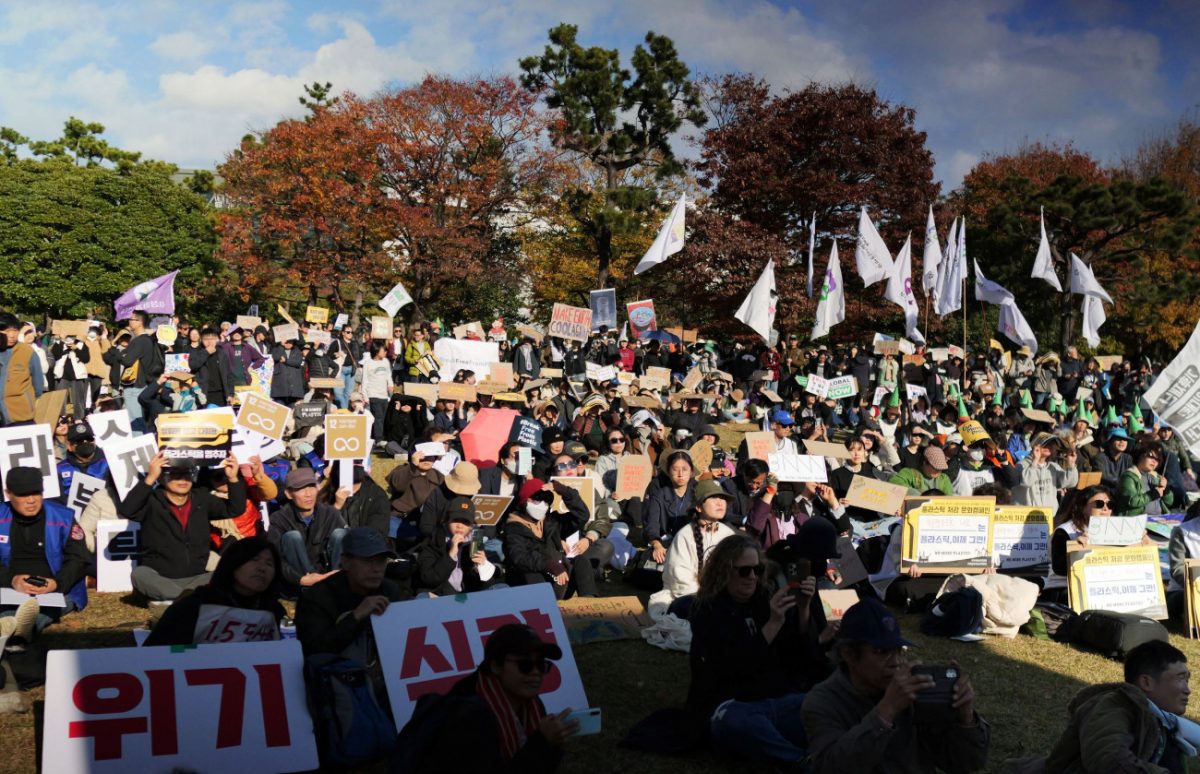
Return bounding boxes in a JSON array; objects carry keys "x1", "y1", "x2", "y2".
[
  {"x1": 0, "y1": 312, "x2": 45, "y2": 426},
  {"x1": 116, "y1": 311, "x2": 161, "y2": 431}
]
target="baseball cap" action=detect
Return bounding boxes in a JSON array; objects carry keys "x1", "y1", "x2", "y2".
[
  {"x1": 1031, "y1": 431, "x2": 1059, "y2": 448},
  {"x1": 5, "y1": 467, "x2": 43, "y2": 497},
  {"x1": 341, "y1": 527, "x2": 398, "y2": 559},
  {"x1": 923, "y1": 446, "x2": 948, "y2": 471},
  {"x1": 67, "y1": 421, "x2": 95, "y2": 443},
  {"x1": 484, "y1": 623, "x2": 563, "y2": 663},
  {"x1": 564, "y1": 440, "x2": 588, "y2": 460},
  {"x1": 285, "y1": 468, "x2": 318, "y2": 490},
  {"x1": 770, "y1": 409, "x2": 795, "y2": 426},
  {"x1": 693, "y1": 480, "x2": 732, "y2": 505},
  {"x1": 447, "y1": 496, "x2": 475, "y2": 525},
  {"x1": 542, "y1": 427, "x2": 565, "y2": 446},
  {"x1": 839, "y1": 597, "x2": 914, "y2": 650}
]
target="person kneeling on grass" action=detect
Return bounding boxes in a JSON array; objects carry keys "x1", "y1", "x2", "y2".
[
  {"x1": 145, "y1": 536, "x2": 285, "y2": 646},
  {"x1": 802, "y1": 597, "x2": 989, "y2": 774},
  {"x1": 1008, "y1": 639, "x2": 1192, "y2": 773}
]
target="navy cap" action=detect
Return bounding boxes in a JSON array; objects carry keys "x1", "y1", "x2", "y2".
[
  {"x1": 341, "y1": 527, "x2": 398, "y2": 559},
  {"x1": 484, "y1": 623, "x2": 563, "y2": 663},
  {"x1": 5, "y1": 467, "x2": 43, "y2": 497},
  {"x1": 838, "y1": 597, "x2": 914, "y2": 650},
  {"x1": 67, "y1": 421, "x2": 95, "y2": 443}
]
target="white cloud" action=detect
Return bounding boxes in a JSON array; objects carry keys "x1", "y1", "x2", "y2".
[{"x1": 150, "y1": 31, "x2": 215, "y2": 63}]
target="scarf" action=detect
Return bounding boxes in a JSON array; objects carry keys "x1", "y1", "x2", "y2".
[
  {"x1": 509, "y1": 514, "x2": 544, "y2": 540},
  {"x1": 1148, "y1": 698, "x2": 1197, "y2": 759},
  {"x1": 476, "y1": 670, "x2": 543, "y2": 760}
]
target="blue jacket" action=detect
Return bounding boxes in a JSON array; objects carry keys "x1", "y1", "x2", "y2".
[
  {"x1": 55, "y1": 454, "x2": 111, "y2": 504},
  {"x1": 0, "y1": 500, "x2": 88, "y2": 610}
]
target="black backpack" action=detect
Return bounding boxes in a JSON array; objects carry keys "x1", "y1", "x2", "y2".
[
  {"x1": 1058, "y1": 610, "x2": 1168, "y2": 660},
  {"x1": 920, "y1": 587, "x2": 984, "y2": 638}
]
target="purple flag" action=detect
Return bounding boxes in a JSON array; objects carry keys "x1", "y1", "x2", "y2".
[{"x1": 113, "y1": 270, "x2": 179, "y2": 320}]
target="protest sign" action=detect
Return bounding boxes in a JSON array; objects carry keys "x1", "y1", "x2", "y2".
[
  {"x1": 640, "y1": 366, "x2": 670, "y2": 390},
  {"x1": 958, "y1": 420, "x2": 990, "y2": 446},
  {"x1": 371, "y1": 316, "x2": 392, "y2": 340},
  {"x1": 106, "y1": 433, "x2": 158, "y2": 501},
  {"x1": 928, "y1": 347, "x2": 949, "y2": 362},
  {"x1": 157, "y1": 409, "x2": 234, "y2": 466},
  {"x1": 803, "y1": 440, "x2": 852, "y2": 459},
  {"x1": 548, "y1": 303, "x2": 592, "y2": 343},
  {"x1": 324, "y1": 415, "x2": 370, "y2": 460},
  {"x1": 0, "y1": 424, "x2": 59, "y2": 500},
  {"x1": 66, "y1": 473, "x2": 105, "y2": 521},
  {"x1": 1095, "y1": 355, "x2": 1124, "y2": 370},
  {"x1": 508, "y1": 416, "x2": 543, "y2": 452},
  {"x1": 378, "y1": 281, "x2": 413, "y2": 317},
  {"x1": 236, "y1": 392, "x2": 291, "y2": 442},
  {"x1": 552, "y1": 476, "x2": 595, "y2": 520},
  {"x1": 589, "y1": 289, "x2": 617, "y2": 332},
  {"x1": 433, "y1": 337, "x2": 499, "y2": 381},
  {"x1": 33, "y1": 389, "x2": 68, "y2": 426},
  {"x1": 626, "y1": 299, "x2": 657, "y2": 337},
  {"x1": 96, "y1": 519, "x2": 140, "y2": 593},
  {"x1": 558, "y1": 596, "x2": 651, "y2": 646},
  {"x1": 275, "y1": 304, "x2": 297, "y2": 325},
  {"x1": 415, "y1": 353, "x2": 441, "y2": 379},
  {"x1": 818, "y1": 589, "x2": 860, "y2": 621},
  {"x1": 681, "y1": 368, "x2": 703, "y2": 393},
  {"x1": 517, "y1": 446, "x2": 532, "y2": 476},
  {"x1": 1068, "y1": 545, "x2": 1166, "y2": 618},
  {"x1": 403, "y1": 382, "x2": 439, "y2": 404},
  {"x1": 767, "y1": 454, "x2": 827, "y2": 483},
  {"x1": 901, "y1": 497, "x2": 995, "y2": 573},
  {"x1": 271, "y1": 323, "x2": 299, "y2": 343},
  {"x1": 163, "y1": 354, "x2": 189, "y2": 374},
  {"x1": 990, "y1": 506, "x2": 1052, "y2": 571},
  {"x1": 51, "y1": 319, "x2": 91, "y2": 339},
  {"x1": 906, "y1": 383, "x2": 928, "y2": 402},
  {"x1": 614, "y1": 455, "x2": 653, "y2": 500},
  {"x1": 948, "y1": 344, "x2": 966, "y2": 359},
  {"x1": 236, "y1": 315, "x2": 261, "y2": 331},
  {"x1": 44, "y1": 640, "x2": 317, "y2": 774},
  {"x1": 1088, "y1": 515, "x2": 1147, "y2": 546},
  {"x1": 826, "y1": 375, "x2": 858, "y2": 400},
  {"x1": 874, "y1": 340, "x2": 901, "y2": 356},
  {"x1": 845, "y1": 475, "x2": 907, "y2": 515},
  {"x1": 373, "y1": 584, "x2": 587, "y2": 731},
  {"x1": 805, "y1": 374, "x2": 830, "y2": 399},
  {"x1": 540, "y1": 367, "x2": 562, "y2": 378},
  {"x1": 304, "y1": 305, "x2": 328, "y2": 324},
  {"x1": 490, "y1": 362, "x2": 515, "y2": 387},
  {"x1": 471, "y1": 495, "x2": 513, "y2": 527},
  {"x1": 230, "y1": 426, "x2": 285, "y2": 466},
  {"x1": 292, "y1": 401, "x2": 326, "y2": 428},
  {"x1": 744, "y1": 431, "x2": 775, "y2": 462},
  {"x1": 1076, "y1": 472, "x2": 1102, "y2": 489},
  {"x1": 872, "y1": 386, "x2": 891, "y2": 406},
  {"x1": 305, "y1": 329, "x2": 331, "y2": 347},
  {"x1": 438, "y1": 382, "x2": 477, "y2": 403},
  {"x1": 830, "y1": 536, "x2": 869, "y2": 588},
  {"x1": 1022, "y1": 408, "x2": 1056, "y2": 425},
  {"x1": 332, "y1": 313, "x2": 349, "y2": 330}
]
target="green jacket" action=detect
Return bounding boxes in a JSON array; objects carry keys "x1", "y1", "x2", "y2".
[
  {"x1": 1115, "y1": 469, "x2": 1174, "y2": 516},
  {"x1": 888, "y1": 467, "x2": 954, "y2": 497}
]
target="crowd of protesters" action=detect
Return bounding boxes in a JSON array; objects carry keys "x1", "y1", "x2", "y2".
[{"x1": 1, "y1": 304, "x2": 1197, "y2": 772}]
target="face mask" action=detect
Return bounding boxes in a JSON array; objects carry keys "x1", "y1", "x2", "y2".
[
  {"x1": 504, "y1": 460, "x2": 519, "y2": 475},
  {"x1": 525, "y1": 501, "x2": 550, "y2": 521},
  {"x1": 75, "y1": 442, "x2": 96, "y2": 459},
  {"x1": 87, "y1": 331, "x2": 98, "y2": 340},
  {"x1": 968, "y1": 449, "x2": 985, "y2": 462}
]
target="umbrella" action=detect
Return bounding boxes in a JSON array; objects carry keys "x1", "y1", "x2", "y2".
[{"x1": 638, "y1": 329, "x2": 681, "y2": 345}]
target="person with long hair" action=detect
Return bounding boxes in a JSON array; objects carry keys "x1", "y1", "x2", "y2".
[
  {"x1": 660, "y1": 481, "x2": 738, "y2": 617},
  {"x1": 1042, "y1": 484, "x2": 1115, "y2": 603},
  {"x1": 686, "y1": 534, "x2": 815, "y2": 767},
  {"x1": 1116, "y1": 442, "x2": 1174, "y2": 516},
  {"x1": 644, "y1": 451, "x2": 696, "y2": 564}
]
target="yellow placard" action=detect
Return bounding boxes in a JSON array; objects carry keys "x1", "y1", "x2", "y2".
[
  {"x1": 901, "y1": 497, "x2": 995, "y2": 574},
  {"x1": 1068, "y1": 545, "x2": 1166, "y2": 619},
  {"x1": 305, "y1": 306, "x2": 329, "y2": 324}
]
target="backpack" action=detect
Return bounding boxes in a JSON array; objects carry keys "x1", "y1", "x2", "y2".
[
  {"x1": 305, "y1": 655, "x2": 396, "y2": 767},
  {"x1": 920, "y1": 587, "x2": 984, "y2": 638},
  {"x1": 1061, "y1": 610, "x2": 1168, "y2": 660}
]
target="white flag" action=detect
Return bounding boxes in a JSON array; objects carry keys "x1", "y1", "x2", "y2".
[
  {"x1": 935, "y1": 218, "x2": 963, "y2": 316},
  {"x1": 811, "y1": 243, "x2": 845, "y2": 340},
  {"x1": 998, "y1": 300, "x2": 1038, "y2": 355},
  {"x1": 973, "y1": 260, "x2": 1014, "y2": 306},
  {"x1": 634, "y1": 193, "x2": 687, "y2": 275},
  {"x1": 806, "y1": 213, "x2": 816, "y2": 298},
  {"x1": 921, "y1": 205, "x2": 942, "y2": 298},
  {"x1": 1144, "y1": 316, "x2": 1200, "y2": 455},
  {"x1": 885, "y1": 234, "x2": 924, "y2": 344},
  {"x1": 1069, "y1": 253, "x2": 1113, "y2": 304},
  {"x1": 1081, "y1": 293, "x2": 1106, "y2": 348},
  {"x1": 1031, "y1": 207, "x2": 1063, "y2": 291},
  {"x1": 854, "y1": 206, "x2": 892, "y2": 286},
  {"x1": 735, "y1": 259, "x2": 777, "y2": 343}
]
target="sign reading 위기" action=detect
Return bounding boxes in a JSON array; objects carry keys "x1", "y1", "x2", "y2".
[
  {"x1": 548, "y1": 303, "x2": 592, "y2": 343},
  {"x1": 901, "y1": 497, "x2": 995, "y2": 572}
]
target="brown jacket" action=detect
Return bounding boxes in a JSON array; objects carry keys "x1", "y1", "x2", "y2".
[
  {"x1": 84, "y1": 336, "x2": 113, "y2": 381},
  {"x1": 3, "y1": 343, "x2": 36, "y2": 422},
  {"x1": 387, "y1": 462, "x2": 445, "y2": 516}
]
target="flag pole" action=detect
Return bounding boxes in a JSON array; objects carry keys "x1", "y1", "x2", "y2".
[
  {"x1": 923, "y1": 295, "x2": 930, "y2": 343},
  {"x1": 962, "y1": 274, "x2": 967, "y2": 357}
]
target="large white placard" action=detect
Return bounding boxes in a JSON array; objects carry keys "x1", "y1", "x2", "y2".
[
  {"x1": 66, "y1": 473, "x2": 105, "y2": 520},
  {"x1": 104, "y1": 433, "x2": 158, "y2": 501},
  {"x1": 432, "y1": 338, "x2": 499, "y2": 382},
  {"x1": 0, "y1": 424, "x2": 60, "y2": 500},
  {"x1": 87, "y1": 410, "x2": 134, "y2": 448},
  {"x1": 373, "y1": 584, "x2": 587, "y2": 731},
  {"x1": 767, "y1": 453, "x2": 827, "y2": 483},
  {"x1": 96, "y1": 519, "x2": 140, "y2": 593}
]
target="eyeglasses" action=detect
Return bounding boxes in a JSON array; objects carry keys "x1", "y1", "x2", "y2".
[
  {"x1": 1088, "y1": 498, "x2": 1112, "y2": 508},
  {"x1": 506, "y1": 656, "x2": 552, "y2": 675},
  {"x1": 553, "y1": 463, "x2": 574, "y2": 473},
  {"x1": 608, "y1": 437, "x2": 625, "y2": 445},
  {"x1": 734, "y1": 564, "x2": 766, "y2": 578}
]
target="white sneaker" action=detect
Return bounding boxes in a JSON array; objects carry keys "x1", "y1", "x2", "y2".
[
  {"x1": 13, "y1": 599, "x2": 38, "y2": 642},
  {"x1": 0, "y1": 617, "x2": 15, "y2": 639}
]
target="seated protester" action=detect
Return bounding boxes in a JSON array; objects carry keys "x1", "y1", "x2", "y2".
[
  {"x1": 1028, "y1": 640, "x2": 1190, "y2": 773},
  {"x1": 803, "y1": 597, "x2": 989, "y2": 774},
  {"x1": 432, "y1": 397, "x2": 468, "y2": 434},
  {"x1": 503, "y1": 479, "x2": 598, "y2": 599},
  {"x1": 1013, "y1": 432, "x2": 1078, "y2": 510},
  {"x1": 888, "y1": 445, "x2": 954, "y2": 496},
  {"x1": 207, "y1": 455, "x2": 279, "y2": 552},
  {"x1": 687, "y1": 534, "x2": 817, "y2": 767},
  {"x1": 661, "y1": 481, "x2": 737, "y2": 617},
  {"x1": 1167, "y1": 500, "x2": 1200, "y2": 619},
  {"x1": 394, "y1": 623, "x2": 579, "y2": 773},
  {"x1": 295, "y1": 527, "x2": 409, "y2": 660},
  {"x1": 267, "y1": 468, "x2": 347, "y2": 595},
  {"x1": 0, "y1": 467, "x2": 89, "y2": 642},
  {"x1": 719, "y1": 457, "x2": 770, "y2": 528},
  {"x1": 531, "y1": 427, "x2": 567, "y2": 482},
  {"x1": 145, "y1": 536, "x2": 285, "y2": 646},
  {"x1": 54, "y1": 421, "x2": 109, "y2": 505},
  {"x1": 382, "y1": 393, "x2": 429, "y2": 454},
  {"x1": 1097, "y1": 427, "x2": 1134, "y2": 490},
  {"x1": 415, "y1": 496, "x2": 501, "y2": 595},
  {"x1": 329, "y1": 461, "x2": 391, "y2": 539},
  {"x1": 736, "y1": 409, "x2": 798, "y2": 459},
  {"x1": 119, "y1": 453, "x2": 247, "y2": 602},
  {"x1": 751, "y1": 475, "x2": 849, "y2": 550},
  {"x1": 828, "y1": 437, "x2": 881, "y2": 522},
  {"x1": 645, "y1": 451, "x2": 697, "y2": 565},
  {"x1": 954, "y1": 439, "x2": 997, "y2": 497},
  {"x1": 1116, "y1": 442, "x2": 1175, "y2": 516},
  {"x1": 480, "y1": 441, "x2": 525, "y2": 500},
  {"x1": 418, "y1": 461, "x2": 481, "y2": 538}
]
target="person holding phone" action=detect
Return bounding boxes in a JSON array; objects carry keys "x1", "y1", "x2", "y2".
[{"x1": 415, "y1": 496, "x2": 499, "y2": 595}]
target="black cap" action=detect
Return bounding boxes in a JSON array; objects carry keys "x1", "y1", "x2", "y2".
[
  {"x1": 447, "y1": 496, "x2": 475, "y2": 525},
  {"x1": 67, "y1": 421, "x2": 94, "y2": 443},
  {"x1": 5, "y1": 467, "x2": 43, "y2": 497},
  {"x1": 484, "y1": 623, "x2": 563, "y2": 663},
  {"x1": 838, "y1": 597, "x2": 914, "y2": 650},
  {"x1": 542, "y1": 427, "x2": 564, "y2": 446},
  {"x1": 341, "y1": 527, "x2": 398, "y2": 558}
]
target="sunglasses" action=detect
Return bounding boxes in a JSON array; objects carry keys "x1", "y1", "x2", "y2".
[
  {"x1": 734, "y1": 564, "x2": 766, "y2": 578},
  {"x1": 608, "y1": 437, "x2": 625, "y2": 445},
  {"x1": 506, "y1": 656, "x2": 552, "y2": 675},
  {"x1": 1088, "y1": 498, "x2": 1112, "y2": 508},
  {"x1": 553, "y1": 462, "x2": 575, "y2": 473}
]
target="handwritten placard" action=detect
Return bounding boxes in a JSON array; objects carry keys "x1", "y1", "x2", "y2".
[
  {"x1": 845, "y1": 475, "x2": 907, "y2": 515},
  {"x1": 1088, "y1": 515, "x2": 1147, "y2": 546},
  {"x1": 614, "y1": 455, "x2": 653, "y2": 500},
  {"x1": 767, "y1": 453, "x2": 827, "y2": 483},
  {"x1": 744, "y1": 431, "x2": 775, "y2": 462}
]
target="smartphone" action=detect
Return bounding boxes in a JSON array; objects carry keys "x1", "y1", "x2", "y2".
[
  {"x1": 26, "y1": 576, "x2": 48, "y2": 588},
  {"x1": 911, "y1": 665, "x2": 959, "y2": 705},
  {"x1": 784, "y1": 559, "x2": 811, "y2": 601},
  {"x1": 467, "y1": 533, "x2": 485, "y2": 559},
  {"x1": 565, "y1": 708, "x2": 602, "y2": 736}
]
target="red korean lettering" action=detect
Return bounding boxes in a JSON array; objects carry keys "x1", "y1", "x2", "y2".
[
  {"x1": 400, "y1": 625, "x2": 453, "y2": 679},
  {"x1": 254, "y1": 664, "x2": 291, "y2": 748},
  {"x1": 146, "y1": 670, "x2": 179, "y2": 755},
  {"x1": 185, "y1": 668, "x2": 246, "y2": 748},
  {"x1": 442, "y1": 619, "x2": 474, "y2": 672},
  {"x1": 69, "y1": 673, "x2": 147, "y2": 760}
]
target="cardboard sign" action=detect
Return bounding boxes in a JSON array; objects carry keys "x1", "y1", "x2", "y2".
[
  {"x1": 44, "y1": 640, "x2": 318, "y2": 774},
  {"x1": 548, "y1": 303, "x2": 592, "y2": 343},
  {"x1": 471, "y1": 495, "x2": 513, "y2": 527},
  {"x1": 33, "y1": 389, "x2": 68, "y2": 426},
  {"x1": 305, "y1": 305, "x2": 329, "y2": 324},
  {"x1": 1076, "y1": 471, "x2": 1102, "y2": 489},
  {"x1": 371, "y1": 316, "x2": 393, "y2": 340},
  {"x1": 558, "y1": 596, "x2": 652, "y2": 646},
  {"x1": 1068, "y1": 545, "x2": 1166, "y2": 619},
  {"x1": 552, "y1": 476, "x2": 595, "y2": 520},
  {"x1": 236, "y1": 315, "x2": 261, "y2": 331},
  {"x1": 901, "y1": 497, "x2": 995, "y2": 573},
  {"x1": 1022, "y1": 407, "x2": 1056, "y2": 425},
  {"x1": 438, "y1": 382, "x2": 477, "y2": 403},
  {"x1": 826, "y1": 376, "x2": 858, "y2": 401},
  {"x1": 874, "y1": 340, "x2": 901, "y2": 356},
  {"x1": 96, "y1": 518, "x2": 140, "y2": 593},
  {"x1": 818, "y1": 589, "x2": 860, "y2": 621},
  {"x1": 105, "y1": 432, "x2": 158, "y2": 501},
  {"x1": 66, "y1": 473, "x2": 105, "y2": 520},
  {"x1": 830, "y1": 536, "x2": 869, "y2": 588},
  {"x1": 1088, "y1": 515, "x2": 1147, "y2": 546},
  {"x1": 51, "y1": 319, "x2": 91, "y2": 339},
  {"x1": 372, "y1": 584, "x2": 587, "y2": 731},
  {"x1": 768, "y1": 454, "x2": 827, "y2": 483},
  {"x1": 292, "y1": 401, "x2": 327, "y2": 428},
  {"x1": 682, "y1": 368, "x2": 703, "y2": 393},
  {"x1": 403, "y1": 382, "x2": 439, "y2": 404},
  {"x1": 490, "y1": 362, "x2": 515, "y2": 387},
  {"x1": 803, "y1": 440, "x2": 852, "y2": 459},
  {"x1": 744, "y1": 431, "x2": 775, "y2": 462},
  {"x1": 271, "y1": 323, "x2": 299, "y2": 343},
  {"x1": 0, "y1": 424, "x2": 60, "y2": 500},
  {"x1": 433, "y1": 337, "x2": 499, "y2": 382},
  {"x1": 614, "y1": 455, "x2": 654, "y2": 500},
  {"x1": 845, "y1": 475, "x2": 908, "y2": 515},
  {"x1": 324, "y1": 415, "x2": 370, "y2": 460},
  {"x1": 990, "y1": 506, "x2": 1052, "y2": 570},
  {"x1": 541, "y1": 367, "x2": 563, "y2": 378},
  {"x1": 805, "y1": 374, "x2": 830, "y2": 399},
  {"x1": 157, "y1": 409, "x2": 234, "y2": 466},
  {"x1": 236, "y1": 392, "x2": 292, "y2": 442}
]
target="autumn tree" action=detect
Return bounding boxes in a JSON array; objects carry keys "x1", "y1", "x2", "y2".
[{"x1": 520, "y1": 23, "x2": 705, "y2": 288}]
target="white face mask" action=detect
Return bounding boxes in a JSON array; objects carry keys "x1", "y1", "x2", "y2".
[
  {"x1": 968, "y1": 449, "x2": 985, "y2": 462},
  {"x1": 504, "y1": 459, "x2": 519, "y2": 475},
  {"x1": 87, "y1": 331, "x2": 98, "y2": 340},
  {"x1": 525, "y1": 501, "x2": 550, "y2": 521}
]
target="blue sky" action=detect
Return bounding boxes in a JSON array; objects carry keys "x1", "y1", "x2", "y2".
[{"x1": 0, "y1": 0, "x2": 1194, "y2": 187}]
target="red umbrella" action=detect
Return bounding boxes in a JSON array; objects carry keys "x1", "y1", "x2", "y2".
[{"x1": 458, "y1": 407, "x2": 519, "y2": 469}]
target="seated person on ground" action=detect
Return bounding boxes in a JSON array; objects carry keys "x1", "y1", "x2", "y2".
[
  {"x1": 503, "y1": 479, "x2": 604, "y2": 599},
  {"x1": 268, "y1": 467, "x2": 347, "y2": 595},
  {"x1": 415, "y1": 496, "x2": 501, "y2": 595},
  {"x1": 660, "y1": 480, "x2": 737, "y2": 616}
]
